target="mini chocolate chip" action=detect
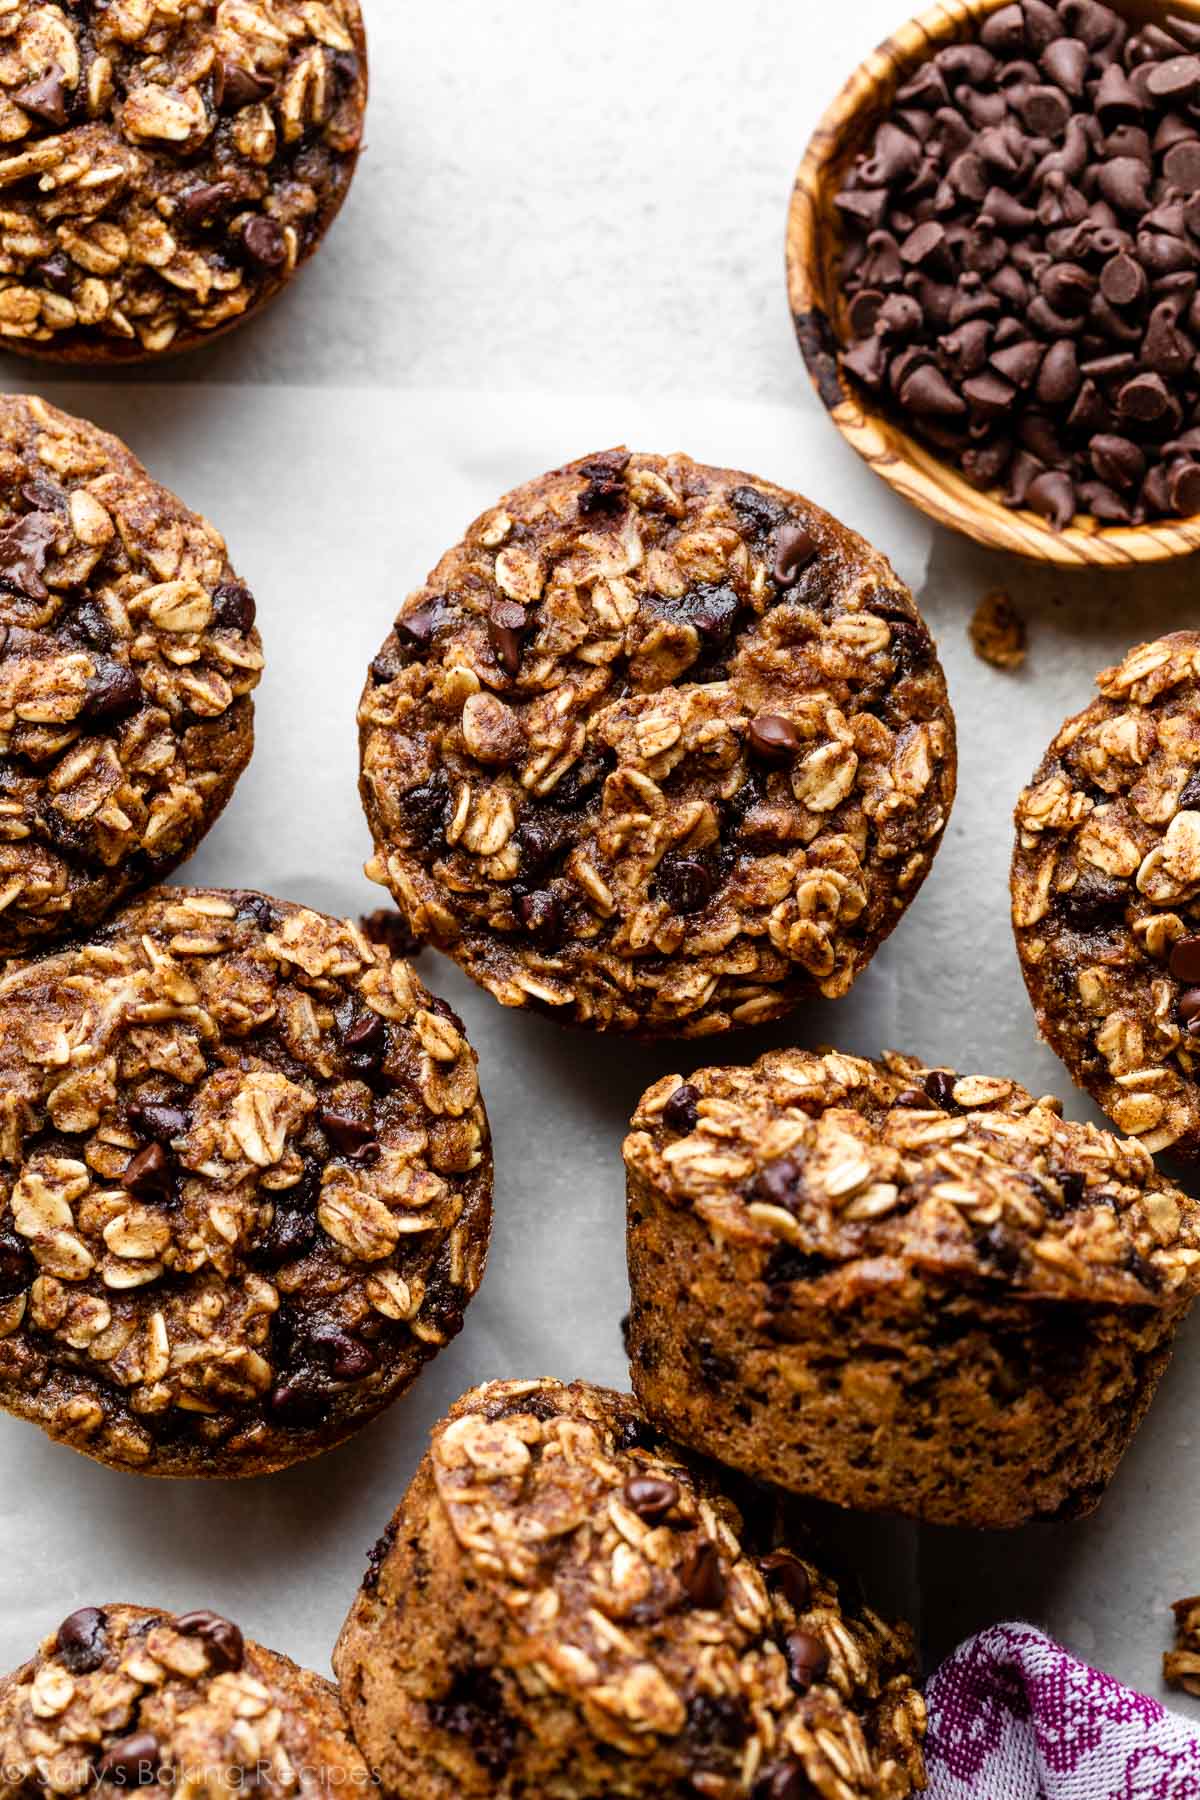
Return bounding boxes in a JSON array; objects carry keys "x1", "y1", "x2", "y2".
[
  {"x1": 1026, "y1": 470, "x2": 1076, "y2": 530},
  {"x1": 657, "y1": 856, "x2": 714, "y2": 915},
  {"x1": 318, "y1": 1104, "x2": 375, "y2": 1155},
  {"x1": 662, "y1": 1082, "x2": 700, "y2": 1134},
  {"x1": 0, "y1": 510, "x2": 58, "y2": 600},
  {"x1": 307, "y1": 1322, "x2": 378, "y2": 1380},
  {"x1": 893, "y1": 1087, "x2": 932, "y2": 1108},
  {"x1": 129, "y1": 1101, "x2": 190, "y2": 1142},
  {"x1": 1171, "y1": 935, "x2": 1200, "y2": 983},
  {"x1": 243, "y1": 215, "x2": 287, "y2": 269},
  {"x1": 268, "y1": 1378, "x2": 327, "y2": 1426},
  {"x1": 1147, "y1": 53, "x2": 1200, "y2": 100},
  {"x1": 122, "y1": 1143, "x2": 170, "y2": 1198},
  {"x1": 341, "y1": 1009, "x2": 385, "y2": 1061},
  {"x1": 754, "y1": 1762, "x2": 815, "y2": 1800},
  {"x1": 1181, "y1": 988, "x2": 1200, "y2": 1031},
  {"x1": 212, "y1": 582, "x2": 256, "y2": 632},
  {"x1": 1169, "y1": 460, "x2": 1200, "y2": 515},
  {"x1": 748, "y1": 714, "x2": 800, "y2": 761},
  {"x1": 754, "y1": 1156, "x2": 805, "y2": 1211},
  {"x1": 924, "y1": 1069, "x2": 960, "y2": 1112},
  {"x1": 395, "y1": 603, "x2": 439, "y2": 648},
  {"x1": 35, "y1": 252, "x2": 72, "y2": 295},
  {"x1": 784, "y1": 1629, "x2": 830, "y2": 1692},
  {"x1": 14, "y1": 66, "x2": 68, "y2": 129},
  {"x1": 175, "y1": 1610, "x2": 244, "y2": 1672},
  {"x1": 219, "y1": 61, "x2": 277, "y2": 110},
  {"x1": 97, "y1": 1734, "x2": 160, "y2": 1788},
  {"x1": 622, "y1": 1475, "x2": 679, "y2": 1521},
  {"x1": 680, "y1": 1539, "x2": 726, "y2": 1609},
  {"x1": 760, "y1": 1552, "x2": 812, "y2": 1612},
  {"x1": 771, "y1": 523, "x2": 818, "y2": 586},
  {"x1": 1100, "y1": 253, "x2": 1146, "y2": 308},
  {"x1": 81, "y1": 661, "x2": 141, "y2": 726},
  {"x1": 179, "y1": 182, "x2": 236, "y2": 232},
  {"x1": 517, "y1": 888, "x2": 561, "y2": 940},
  {"x1": 488, "y1": 600, "x2": 528, "y2": 677},
  {"x1": 56, "y1": 1608, "x2": 107, "y2": 1674}
]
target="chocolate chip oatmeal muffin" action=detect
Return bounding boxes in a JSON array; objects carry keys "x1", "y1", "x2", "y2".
[
  {"x1": 1014, "y1": 632, "x2": 1200, "y2": 1160},
  {"x1": 0, "y1": 0, "x2": 366, "y2": 361},
  {"x1": 359, "y1": 450, "x2": 957, "y2": 1038},
  {"x1": 0, "y1": 886, "x2": 492, "y2": 1476},
  {"x1": 625, "y1": 1048, "x2": 1200, "y2": 1529},
  {"x1": 0, "y1": 395, "x2": 262, "y2": 955},
  {"x1": 0, "y1": 1602, "x2": 369, "y2": 1800},
  {"x1": 333, "y1": 1378, "x2": 926, "y2": 1800}
]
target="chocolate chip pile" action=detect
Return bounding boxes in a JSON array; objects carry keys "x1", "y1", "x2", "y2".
[{"x1": 836, "y1": 1, "x2": 1200, "y2": 527}]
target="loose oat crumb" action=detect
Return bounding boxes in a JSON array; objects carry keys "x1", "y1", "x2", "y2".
[
  {"x1": 970, "y1": 591, "x2": 1027, "y2": 671},
  {"x1": 1166, "y1": 1597, "x2": 1200, "y2": 1696}
]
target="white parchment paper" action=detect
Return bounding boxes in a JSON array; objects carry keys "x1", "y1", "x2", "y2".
[{"x1": 0, "y1": 0, "x2": 1197, "y2": 1725}]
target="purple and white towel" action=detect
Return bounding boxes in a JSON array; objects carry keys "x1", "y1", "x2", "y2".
[{"x1": 927, "y1": 1625, "x2": 1200, "y2": 1798}]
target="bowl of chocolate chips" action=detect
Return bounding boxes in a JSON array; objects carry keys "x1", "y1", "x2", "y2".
[{"x1": 788, "y1": 0, "x2": 1200, "y2": 563}]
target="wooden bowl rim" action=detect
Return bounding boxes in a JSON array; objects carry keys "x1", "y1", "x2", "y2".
[{"x1": 786, "y1": 0, "x2": 1200, "y2": 567}]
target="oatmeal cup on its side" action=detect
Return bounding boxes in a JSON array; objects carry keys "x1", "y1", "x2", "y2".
[
  {"x1": 333, "y1": 1378, "x2": 927, "y2": 1800},
  {"x1": 1014, "y1": 631, "x2": 1200, "y2": 1161},
  {"x1": 0, "y1": 394, "x2": 263, "y2": 956},
  {"x1": 624, "y1": 1048, "x2": 1200, "y2": 1530},
  {"x1": 0, "y1": 887, "x2": 492, "y2": 1477},
  {"x1": 0, "y1": 0, "x2": 367, "y2": 362},
  {"x1": 0, "y1": 1602, "x2": 370, "y2": 1800},
  {"x1": 359, "y1": 449, "x2": 957, "y2": 1039}
]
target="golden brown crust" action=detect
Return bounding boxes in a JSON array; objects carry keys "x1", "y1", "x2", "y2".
[
  {"x1": 1012, "y1": 632, "x2": 1200, "y2": 1161},
  {"x1": 0, "y1": 394, "x2": 263, "y2": 954},
  {"x1": 0, "y1": 886, "x2": 492, "y2": 1477},
  {"x1": 358, "y1": 449, "x2": 957, "y2": 1038},
  {"x1": 0, "y1": 1602, "x2": 370, "y2": 1800},
  {"x1": 625, "y1": 1048, "x2": 1200, "y2": 1529},
  {"x1": 334, "y1": 1378, "x2": 926, "y2": 1800},
  {"x1": 0, "y1": 2, "x2": 367, "y2": 363}
]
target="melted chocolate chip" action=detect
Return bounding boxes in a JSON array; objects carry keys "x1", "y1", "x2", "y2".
[
  {"x1": 517, "y1": 888, "x2": 561, "y2": 940},
  {"x1": 219, "y1": 62, "x2": 277, "y2": 111},
  {"x1": 622, "y1": 1475, "x2": 679, "y2": 1521},
  {"x1": 680, "y1": 1539, "x2": 727, "y2": 1609},
  {"x1": 662, "y1": 1082, "x2": 700, "y2": 1134},
  {"x1": 487, "y1": 600, "x2": 529, "y2": 677},
  {"x1": 1171, "y1": 935, "x2": 1200, "y2": 983},
  {"x1": 577, "y1": 450, "x2": 630, "y2": 516},
  {"x1": 122, "y1": 1143, "x2": 171, "y2": 1199},
  {"x1": 754, "y1": 1155, "x2": 806, "y2": 1212},
  {"x1": 175, "y1": 1610, "x2": 244, "y2": 1672},
  {"x1": 760, "y1": 1552, "x2": 812, "y2": 1612},
  {"x1": 212, "y1": 582, "x2": 256, "y2": 632},
  {"x1": 754, "y1": 1761, "x2": 815, "y2": 1800},
  {"x1": 55, "y1": 1608, "x2": 108, "y2": 1674},
  {"x1": 97, "y1": 1734, "x2": 160, "y2": 1788},
  {"x1": 428, "y1": 1669, "x2": 516, "y2": 1777},
  {"x1": 319, "y1": 1103, "x2": 376, "y2": 1156},
  {"x1": 243, "y1": 215, "x2": 287, "y2": 270},
  {"x1": 362, "y1": 1521, "x2": 397, "y2": 1593},
  {"x1": 748, "y1": 714, "x2": 801, "y2": 761},
  {"x1": 14, "y1": 67, "x2": 68, "y2": 129},
  {"x1": 657, "y1": 855, "x2": 715, "y2": 915},
  {"x1": 307, "y1": 1321, "x2": 378, "y2": 1381},
  {"x1": 687, "y1": 1693, "x2": 750, "y2": 1750},
  {"x1": 80, "y1": 661, "x2": 142, "y2": 728},
  {"x1": 0, "y1": 511, "x2": 58, "y2": 601},
  {"x1": 772, "y1": 523, "x2": 818, "y2": 586},
  {"x1": 784, "y1": 1629, "x2": 830, "y2": 1692},
  {"x1": 179, "y1": 182, "x2": 236, "y2": 233},
  {"x1": 0, "y1": 1231, "x2": 34, "y2": 1300},
  {"x1": 128, "y1": 1101, "x2": 190, "y2": 1142},
  {"x1": 924, "y1": 1069, "x2": 961, "y2": 1112}
]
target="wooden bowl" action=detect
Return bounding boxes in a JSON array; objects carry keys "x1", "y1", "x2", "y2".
[{"x1": 786, "y1": 0, "x2": 1200, "y2": 566}]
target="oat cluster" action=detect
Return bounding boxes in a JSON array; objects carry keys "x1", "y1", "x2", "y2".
[
  {"x1": 1013, "y1": 631, "x2": 1200, "y2": 1160},
  {"x1": 0, "y1": 1602, "x2": 369, "y2": 1800},
  {"x1": 0, "y1": 887, "x2": 492, "y2": 1475},
  {"x1": 359, "y1": 450, "x2": 956, "y2": 1037},
  {"x1": 0, "y1": 0, "x2": 366, "y2": 359},
  {"x1": 338, "y1": 1379, "x2": 925, "y2": 1800},
  {"x1": 1165, "y1": 1595, "x2": 1200, "y2": 1697},
  {"x1": 625, "y1": 1047, "x2": 1200, "y2": 1304},
  {"x1": 0, "y1": 394, "x2": 263, "y2": 953}
]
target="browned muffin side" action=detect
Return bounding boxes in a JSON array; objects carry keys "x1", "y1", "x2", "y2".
[
  {"x1": 359, "y1": 449, "x2": 956, "y2": 1038},
  {"x1": 0, "y1": 886, "x2": 492, "y2": 1476},
  {"x1": 625, "y1": 1048, "x2": 1200, "y2": 1529},
  {"x1": 1014, "y1": 632, "x2": 1200, "y2": 1160},
  {"x1": 334, "y1": 1378, "x2": 926, "y2": 1800},
  {"x1": 0, "y1": 1602, "x2": 369, "y2": 1800}
]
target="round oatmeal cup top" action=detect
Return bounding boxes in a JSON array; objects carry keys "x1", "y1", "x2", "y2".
[
  {"x1": 0, "y1": 886, "x2": 492, "y2": 1478},
  {"x1": 1013, "y1": 630, "x2": 1200, "y2": 1162},
  {"x1": 358, "y1": 448, "x2": 958, "y2": 1039},
  {"x1": 0, "y1": 393, "x2": 263, "y2": 956},
  {"x1": 0, "y1": 0, "x2": 367, "y2": 362},
  {"x1": 0, "y1": 1601, "x2": 370, "y2": 1800}
]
